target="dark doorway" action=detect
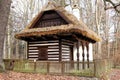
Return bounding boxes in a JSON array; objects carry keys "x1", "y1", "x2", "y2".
[{"x1": 38, "y1": 46, "x2": 48, "y2": 60}]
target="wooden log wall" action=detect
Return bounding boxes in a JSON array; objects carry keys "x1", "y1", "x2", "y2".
[
  {"x1": 28, "y1": 40, "x2": 59, "y2": 61},
  {"x1": 61, "y1": 39, "x2": 74, "y2": 61},
  {"x1": 27, "y1": 39, "x2": 74, "y2": 61}
]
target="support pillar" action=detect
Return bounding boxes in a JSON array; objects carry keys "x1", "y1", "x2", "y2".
[
  {"x1": 86, "y1": 42, "x2": 89, "y2": 68},
  {"x1": 59, "y1": 39, "x2": 62, "y2": 62},
  {"x1": 70, "y1": 46, "x2": 74, "y2": 61},
  {"x1": 81, "y1": 41, "x2": 85, "y2": 69},
  {"x1": 76, "y1": 41, "x2": 79, "y2": 70}
]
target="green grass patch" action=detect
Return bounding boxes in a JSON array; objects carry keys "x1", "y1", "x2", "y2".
[{"x1": 69, "y1": 69, "x2": 94, "y2": 77}]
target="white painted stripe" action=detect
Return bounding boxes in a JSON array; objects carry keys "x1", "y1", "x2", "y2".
[
  {"x1": 29, "y1": 43, "x2": 58, "y2": 46},
  {"x1": 29, "y1": 40, "x2": 59, "y2": 43}
]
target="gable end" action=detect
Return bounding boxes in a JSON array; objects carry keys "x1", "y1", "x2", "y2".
[{"x1": 32, "y1": 10, "x2": 69, "y2": 28}]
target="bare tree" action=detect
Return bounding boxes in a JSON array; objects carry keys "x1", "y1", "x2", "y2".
[
  {"x1": 103, "y1": 0, "x2": 120, "y2": 13},
  {"x1": 4, "y1": 0, "x2": 46, "y2": 59},
  {"x1": 0, "y1": 0, "x2": 11, "y2": 71}
]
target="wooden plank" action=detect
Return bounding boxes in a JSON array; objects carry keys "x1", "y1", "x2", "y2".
[
  {"x1": 62, "y1": 48, "x2": 70, "y2": 51},
  {"x1": 48, "y1": 51, "x2": 59, "y2": 52},
  {"x1": 29, "y1": 43, "x2": 58, "y2": 46},
  {"x1": 28, "y1": 45, "x2": 59, "y2": 47},
  {"x1": 29, "y1": 46, "x2": 38, "y2": 48},
  {"x1": 29, "y1": 54, "x2": 38, "y2": 56},
  {"x1": 29, "y1": 50, "x2": 38, "y2": 52},
  {"x1": 62, "y1": 52, "x2": 70, "y2": 54},
  {"x1": 62, "y1": 58, "x2": 70, "y2": 59},
  {"x1": 29, "y1": 49, "x2": 38, "y2": 51},
  {"x1": 48, "y1": 58, "x2": 59, "y2": 60},
  {"x1": 29, "y1": 40, "x2": 59, "y2": 44},
  {"x1": 29, "y1": 53, "x2": 38, "y2": 55},
  {"x1": 62, "y1": 50, "x2": 70, "y2": 53},
  {"x1": 62, "y1": 44, "x2": 69, "y2": 47},
  {"x1": 28, "y1": 58, "x2": 38, "y2": 60},
  {"x1": 48, "y1": 52, "x2": 59, "y2": 54},
  {"x1": 28, "y1": 51, "x2": 38, "y2": 54},
  {"x1": 62, "y1": 56, "x2": 70, "y2": 58},
  {"x1": 48, "y1": 47, "x2": 59, "y2": 49},
  {"x1": 48, "y1": 56, "x2": 59, "y2": 58},
  {"x1": 62, "y1": 39, "x2": 74, "y2": 44},
  {"x1": 48, "y1": 54, "x2": 59, "y2": 55},
  {"x1": 29, "y1": 42, "x2": 58, "y2": 45},
  {"x1": 62, "y1": 54, "x2": 70, "y2": 56},
  {"x1": 48, "y1": 45, "x2": 59, "y2": 46},
  {"x1": 62, "y1": 47, "x2": 69, "y2": 49},
  {"x1": 29, "y1": 42, "x2": 59, "y2": 44},
  {"x1": 48, "y1": 46, "x2": 59, "y2": 48},
  {"x1": 48, "y1": 55, "x2": 59, "y2": 57},
  {"x1": 48, "y1": 49, "x2": 59, "y2": 51}
]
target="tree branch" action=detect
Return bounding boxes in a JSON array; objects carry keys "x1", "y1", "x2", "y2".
[{"x1": 103, "y1": 0, "x2": 120, "y2": 13}]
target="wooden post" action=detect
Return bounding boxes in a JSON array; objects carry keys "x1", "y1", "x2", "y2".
[
  {"x1": 59, "y1": 39, "x2": 62, "y2": 62},
  {"x1": 61, "y1": 62, "x2": 65, "y2": 74},
  {"x1": 86, "y1": 42, "x2": 89, "y2": 68},
  {"x1": 94, "y1": 60, "x2": 96, "y2": 76},
  {"x1": 70, "y1": 46, "x2": 74, "y2": 68},
  {"x1": 34, "y1": 59, "x2": 36, "y2": 72},
  {"x1": 70, "y1": 46, "x2": 74, "y2": 61},
  {"x1": 81, "y1": 41, "x2": 85, "y2": 69},
  {"x1": 27, "y1": 42, "x2": 29, "y2": 59},
  {"x1": 47, "y1": 62, "x2": 50, "y2": 73},
  {"x1": 76, "y1": 41, "x2": 79, "y2": 70}
]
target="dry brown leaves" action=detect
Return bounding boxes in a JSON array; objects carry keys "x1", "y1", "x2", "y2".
[
  {"x1": 1, "y1": 69, "x2": 120, "y2": 80},
  {"x1": 109, "y1": 69, "x2": 120, "y2": 80},
  {"x1": 0, "y1": 71, "x2": 89, "y2": 80}
]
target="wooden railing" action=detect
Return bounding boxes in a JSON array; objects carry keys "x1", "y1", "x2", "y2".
[{"x1": 3, "y1": 59, "x2": 113, "y2": 77}]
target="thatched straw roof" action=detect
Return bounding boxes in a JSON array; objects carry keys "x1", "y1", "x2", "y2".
[{"x1": 15, "y1": 1, "x2": 101, "y2": 42}]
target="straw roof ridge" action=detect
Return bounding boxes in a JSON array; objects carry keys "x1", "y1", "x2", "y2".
[{"x1": 24, "y1": 1, "x2": 80, "y2": 30}]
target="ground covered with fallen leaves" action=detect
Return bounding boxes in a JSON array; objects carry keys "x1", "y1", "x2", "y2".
[
  {"x1": 0, "y1": 69, "x2": 120, "y2": 80},
  {"x1": 108, "y1": 69, "x2": 120, "y2": 80},
  {"x1": 0, "y1": 71, "x2": 98, "y2": 80}
]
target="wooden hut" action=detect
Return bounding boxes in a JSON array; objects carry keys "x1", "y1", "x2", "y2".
[{"x1": 15, "y1": 2, "x2": 101, "y2": 69}]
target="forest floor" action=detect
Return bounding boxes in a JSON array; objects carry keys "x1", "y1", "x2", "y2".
[
  {"x1": 0, "y1": 69, "x2": 120, "y2": 80},
  {"x1": 108, "y1": 69, "x2": 120, "y2": 80}
]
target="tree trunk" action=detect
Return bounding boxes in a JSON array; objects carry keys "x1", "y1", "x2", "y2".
[
  {"x1": 0, "y1": 0, "x2": 11, "y2": 71},
  {"x1": 95, "y1": 0, "x2": 102, "y2": 59}
]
